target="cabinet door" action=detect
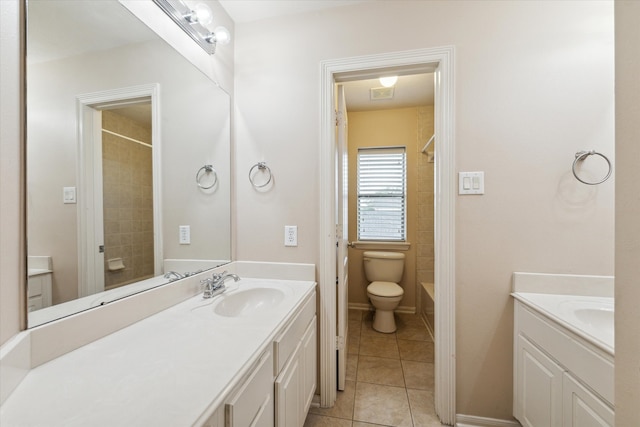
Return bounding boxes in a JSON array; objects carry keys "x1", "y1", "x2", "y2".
[
  {"x1": 563, "y1": 373, "x2": 614, "y2": 427},
  {"x1": 226, "y1": 350, "x2": 274, "y2": 427},
  {"x1": 301, "y1": 317, "x2": 317, "y2": 416},
  {"x1": 275, "y1": 342, "x2": 302, "y2": 427},
  {"x1": 515, "y1": 335, "x2": 563, "y2": 427}
]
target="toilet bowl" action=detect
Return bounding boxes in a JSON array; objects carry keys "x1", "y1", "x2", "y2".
[{"x1": 363, "y1": 251, "x2": 405, "y2": 333}]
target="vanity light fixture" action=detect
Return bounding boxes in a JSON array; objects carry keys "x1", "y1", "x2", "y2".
[
  {"x1": 379, "y1": 76, "x2": 398, "y2": 87},
  {"x1": 152, "y1": 0, "x2": 231, "y2": 54}
]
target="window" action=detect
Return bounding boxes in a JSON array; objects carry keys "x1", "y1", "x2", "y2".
[{"x1": 357, "y1": 147, "x2": 406, "y2": 241}]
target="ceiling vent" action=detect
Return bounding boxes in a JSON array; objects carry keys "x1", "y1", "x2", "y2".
[{"x1": 370, "y1": 86, "x2": 394, "y2": 100}]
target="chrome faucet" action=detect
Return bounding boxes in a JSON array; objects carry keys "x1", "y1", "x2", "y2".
[
  {"x1": 201, "y1": 271, "x2": 240, "y2": 299},
  {"x1": 164, "y1": 271, "x2": 184, "y2": 281}
]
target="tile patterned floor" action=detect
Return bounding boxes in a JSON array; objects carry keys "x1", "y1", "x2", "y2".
[{"x1": 304, "y1": 310, "x2": 443, "y2": 427}]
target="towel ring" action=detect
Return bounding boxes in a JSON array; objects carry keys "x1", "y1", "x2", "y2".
[
  {"x1": 196, "y1": 165, "x2": 218, "y2": 189},
  {"x1": 572, "y1": 150, "x2": 612, "y2": 185},
  {"x1": 249, "y1": 162, "x2": 272, "y2": 188}
]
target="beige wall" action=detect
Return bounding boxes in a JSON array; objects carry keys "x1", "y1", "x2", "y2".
[
  {"x1": 234, "y1": 1, "x2": 614, "y2": 419},
  {"x1": 614, "y1": 1, "x2": 640, "y2": 425},
  {"x1": 347, "y1": 107, "x2": 430, "y2": 311}
]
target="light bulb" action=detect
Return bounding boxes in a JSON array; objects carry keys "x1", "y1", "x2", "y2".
[
  {"x1": 212, "y1": 26, "x2": 231, "y2": 45},
  {"x1": 379, "y1": 76, "x2": 398, "y2": 87},
  {"x1": 192, "y1": 4, "x2": 213, "y2": 26}
]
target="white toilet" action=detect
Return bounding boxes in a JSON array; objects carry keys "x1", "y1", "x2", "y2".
[{"x1": 363, "y1": 251, "x2": 405, "y2": 333}]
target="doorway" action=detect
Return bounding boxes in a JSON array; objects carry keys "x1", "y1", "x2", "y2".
[
  {"x1": 318, "y1": 47, "x2": 456, "y2": 424},
  {"x1": 76, "y1": 84, "x2": 163, "y2": 298}
]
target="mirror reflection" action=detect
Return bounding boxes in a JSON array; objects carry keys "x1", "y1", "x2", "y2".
[{"x1": 26, "y1": 0, "x2": 231, "y2": 327}]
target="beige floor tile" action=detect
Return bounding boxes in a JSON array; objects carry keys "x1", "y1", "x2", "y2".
[
  {"x1": 407, "y1": 388, "x2": 443, "y2": 427},
  {"x1": 359, "y1": 334, "x2": 400, "y2": 359},
  {"x1": 309, "y1": 380, "x2": 356, "y2": 420},
  {"x1": 398, "y1": 339, "x2": 434, "y2": 362},
  {"x1": 357, "y1": 356, "x2": 405, "y2": 387},
  {"x1": 348, "y1": 332, "x2": 361, "y2": 355},
  {"x1": 349, "y1": 310, "x2": 363, "y2": 323},
  {"x1": 353, "y1": 422, "x2": 393, "y2": 427},
  {"x1": 304, "y1": 414, "x2": 353, "y2": 427},
  {"x1": 402, "y1": 360, "x2": 434, "y2": 390},
  {"x1": 353, "y1": 382, "x2": 413, "y2": 427},
  {"x1": 350, "y1": 318, "x2": 363, "y2": 336},
  {"x1": 346, "y1": 354, "x2": 358, "y2": 382},
  {"x1": 396, "y1": 316, "x2": 431, "y2": 342}
]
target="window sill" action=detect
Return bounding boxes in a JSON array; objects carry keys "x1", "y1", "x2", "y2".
[{"x1": 349, "y1": 241, "x2": 411, "y2": 251}]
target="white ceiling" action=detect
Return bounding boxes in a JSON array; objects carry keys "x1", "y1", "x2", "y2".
[
  {"x1": 342, "y1": 74, "x2": 434, "y2": 112},
  {"x1": 218, "y1": 0, "x2": 371, "y2": 24}
]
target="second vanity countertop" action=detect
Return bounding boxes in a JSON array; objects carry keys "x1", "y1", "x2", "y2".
[
  {"x1": 512, "y1": 293, "x2": 613, "y2": 355},
  {"x1": 1, "y1": 278, "x2": 316, "y2": 426},
  {"x1": 511, "y1": 272, "x2": 614, "y2": 356}
]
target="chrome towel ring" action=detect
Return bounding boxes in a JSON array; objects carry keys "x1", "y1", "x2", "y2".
[
  {"x1": 249, "y1": 162, "x2": 272, "y2": 188},
  {"x1": 196, "y1": 164, "x2": 218, "y2": 189},
  {"x1": 572, "y1": 150, "x2": 612, "y2": 185}
]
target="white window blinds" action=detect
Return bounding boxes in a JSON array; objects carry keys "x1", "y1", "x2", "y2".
[{"x1": 357, "y1": 147, "x2": 407, "y2": 241}]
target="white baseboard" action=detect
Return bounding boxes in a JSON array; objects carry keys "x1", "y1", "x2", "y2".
[
  {"x1": 456, "y1": 414, "x2": 521, "y2": 427},
  {"x1": 347, "y1": 302, "x2": 416, "y2": 314}
]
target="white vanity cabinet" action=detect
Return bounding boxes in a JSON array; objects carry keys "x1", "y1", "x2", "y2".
[
  {"x1": 200, "y1": 291, "x2": 317, "y2": 427},
  {"x1": 274, "y1": 295, "x2": 317, "y2": 427},
  {"x1": 225, "y1": 349, "x2": 275, "y2": 427},
  {"x1": 27, "y1": 272, "x2": 52, "y2": 311},
  {"x1": 514, "y1": 301, "x2": 614, "y2": 427}
]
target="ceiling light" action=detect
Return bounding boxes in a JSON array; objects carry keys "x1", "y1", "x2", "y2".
[
  {"x1": 379, "y1": 76, "x2": 398, "y2": 87},
  {"x1": 206, "y1": 26, "x2": 231, "y2": 46},
  {"x1": 184, "y1": 4, "x2": 213, "y2": 26},
  {"x1": 153, "y1": 0, "x2": 231, "y2": 54}
]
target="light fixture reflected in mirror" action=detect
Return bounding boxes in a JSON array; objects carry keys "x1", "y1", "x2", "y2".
[
  {"x1": 152, "y1": 0, "x2": 230, "y2": 54},
  {"x1": 379, "y1": 76, "x2": 398, "y2": 87}
]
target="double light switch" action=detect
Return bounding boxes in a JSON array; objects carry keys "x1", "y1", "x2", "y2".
[{"x1": 458, "y1": 172, "x2": 485, "y2": 195}]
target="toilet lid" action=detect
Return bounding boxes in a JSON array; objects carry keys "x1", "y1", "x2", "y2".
[{"x1": 367, "y1": 281, "x2": 404, "y2": 297}]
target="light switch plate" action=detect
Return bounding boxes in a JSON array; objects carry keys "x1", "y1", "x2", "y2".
[
  {"x1": 458, "y1": 172, "x2": 485, "y2": 195},
  {"x1": 63, "y1": 187, "x2": 76, "y2": 204}
]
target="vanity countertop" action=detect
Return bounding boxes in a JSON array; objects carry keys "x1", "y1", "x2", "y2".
[
  {"x1": 512, "y1": 292, "x2": 613, "y2": 355},
  {"x1": 0, "y1": 278, "x2": 316, "y2": 426}
]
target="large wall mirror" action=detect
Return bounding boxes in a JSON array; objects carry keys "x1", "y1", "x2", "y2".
[{"x1": 26, "y1": 0, "x2": 231, "y2": 327}]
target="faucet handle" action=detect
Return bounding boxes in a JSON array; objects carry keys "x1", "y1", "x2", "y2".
[
  {"x1": 200, "y1": 277, "x2": 213, "y2": 287},
  {"x1": 212, "y1": 271, "x2": 228, "y2": 280}
]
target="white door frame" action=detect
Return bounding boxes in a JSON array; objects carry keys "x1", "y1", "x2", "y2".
[
  {"x1": 318, "y1": 46, "x2": 456, "y2": 424},
  {"x1": 76, "y1": 83, "x2": 163, "y2": 297}
]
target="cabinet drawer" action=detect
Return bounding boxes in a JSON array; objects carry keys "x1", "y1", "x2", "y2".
[
  {"x1": 273, "y1": 293, "x2": 315, "y2": 375},
  {"x1": 517, "y1": 303, "x2": 613, "y2": 404},
  {"x1": 226, "y1": 350, "x2": 274, "y2": 427}
]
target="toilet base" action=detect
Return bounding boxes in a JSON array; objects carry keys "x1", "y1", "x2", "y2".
[{"x1": 372, "y1": 309, "x2": 397, "y2": 333}]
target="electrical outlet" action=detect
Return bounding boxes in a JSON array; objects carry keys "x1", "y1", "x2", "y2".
[
  {"x1": 284, "y1": 225, "x2": 298, "y2": 247},
  {"x1": 179, "y1": 225, "x2": 190, "y2": 244}
]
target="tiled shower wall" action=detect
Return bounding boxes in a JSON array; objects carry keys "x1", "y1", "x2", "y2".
[
  {"x1": 416, "y1": 106, "x2": 435, "y2": 285},
  {"x1": 102, "y1": 111, "x2": 154, "y2": 289}
]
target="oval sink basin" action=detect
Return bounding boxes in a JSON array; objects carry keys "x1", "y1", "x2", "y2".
[
  {"x1": 214, "y1": 288, "x2": 286, "y2": 317},
  {"x1": 574, "y1": 307, "x2": 614, "y2": 329}
]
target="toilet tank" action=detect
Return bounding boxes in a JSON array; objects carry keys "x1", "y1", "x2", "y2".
[{"x1": 363, "y1": 251, "x2": 405, "y2": 283}]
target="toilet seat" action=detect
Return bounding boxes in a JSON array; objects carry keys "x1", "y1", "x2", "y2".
[{"x1": 367, "y1": 281, "x2": 404, "y2": 298}]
